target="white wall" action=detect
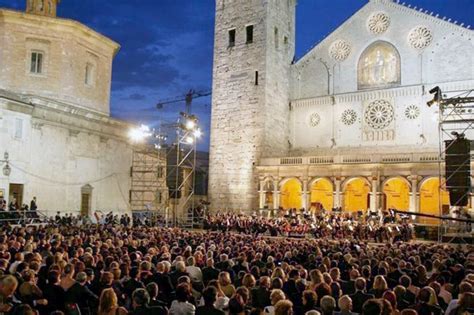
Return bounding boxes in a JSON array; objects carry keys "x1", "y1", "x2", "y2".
[
  {"x1": 0, "y1": 102, "x2": 132, "y2": 215},
  {"x1": 289, "y1": 0, "x2": 473, "y2": 153}
]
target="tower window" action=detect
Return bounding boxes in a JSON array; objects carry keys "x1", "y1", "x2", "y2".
[
  {"x1": 255, "y1": 71, "x2": 259, "y2": 85},
  {"x1": 30, "y1": 51, "x2": 43, "y2": 74},
  {"x1": 228, "y1": 29, "x2": 236, "y2": 47},
  {"x1": 274, "y1": 27, "x2": 279, "y2": 49},
  {"x1": 246, "y1": 25, "x2": 254, "y2": 44},
  {"x1": 85, "y1": 63, "x2": 94, "y2": 86},
  {"x1": 284, "y1": 36, "x2": 288, "y2": 45}
]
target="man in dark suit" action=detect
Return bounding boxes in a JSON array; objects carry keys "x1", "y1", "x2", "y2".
[
  {"x1": 130, "y1": 288, "x2": 167, "y2": 315},
  {"x1": 202, "y1": 258, "x2": 220, "y2": 285},
  {"x1": 283, "y1": 269, "x2": 300, "y2": 306},
  {"x1": 349, "y1": 277, "x2": 374, "y2": 314},
  {"x1": 251, "y1": 276, "x2": 271, "y2": 309},
  {"x1": 153, "y1": 262, "x2": 174, "y2": 304},
  {"x1": 196, "y1": 286, "x2": 225, "y2": 315},
  {"x1": 64, "y1": 272, "x2": 98, "y2": 315}
]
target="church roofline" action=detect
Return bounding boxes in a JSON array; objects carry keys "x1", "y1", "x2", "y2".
[
  {"x1": 0, "y1": 8, "x2": 120, "y2": 56},
  {"x1": 295, "y1": 0, "x2": 472, "y2": 65}
]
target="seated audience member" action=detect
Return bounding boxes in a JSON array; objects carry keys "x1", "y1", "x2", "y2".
[
  {"x1": 274, "y1": 299, "x2": 293, "y2": 315},
  {"x1": 361, "y1": 299, "x2": 383, "y2": 315},
  {"x1": 350, "y1": 277, "x2": 374, "y2": 314},
  {"x1": 170, "y1": 283, "x2": 196, "y2": 315},
  {"x1": 196, "y1": 286, "x2": 225, "y2": 315},
  {"x1": 320, "y1": 296, "x2": 336, "y2": 315},
  {"x1": 336, "y1": 295, "x2": 355, "y2": 315},
  {"x1": 265, "y1": 289, "x2": 286, "y2": 315},
  {"x1": 131, "y1": 288, "x2": 167, "y2": 315},
  {"x1": 98, "y1": 288, "x2": 127, "y2": 315}
]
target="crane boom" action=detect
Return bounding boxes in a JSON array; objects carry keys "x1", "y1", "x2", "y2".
[{"x1": 156, "y1": 89, "x2": 212, "y2": 113}]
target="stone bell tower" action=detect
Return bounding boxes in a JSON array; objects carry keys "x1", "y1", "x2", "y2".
[
  {"x1": 26, "y1": 0, "x2": 60, "y2": 17},
  {"x1": 208, "y1": 0, "x2": 296, "y2": 211}
]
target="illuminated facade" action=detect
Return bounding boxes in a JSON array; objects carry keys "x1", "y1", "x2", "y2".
[{"x1": 209, "y1": 0, "x2": 473, "y2": 221}]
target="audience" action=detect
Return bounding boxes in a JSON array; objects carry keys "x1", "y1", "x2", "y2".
[{"x1": 0, "y1": 214, "x2": 470, "y2": 315}]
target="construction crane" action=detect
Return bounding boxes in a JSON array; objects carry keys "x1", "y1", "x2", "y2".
[{"x1": 156, "y1": 89, "x2": 212, "y2": 114}]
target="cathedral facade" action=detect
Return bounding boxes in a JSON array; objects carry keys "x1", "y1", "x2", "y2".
[
  {"x1": 209, "y1": 0, "x2": 474, "y2": 222},
  {"x1": 0, "y1": 1, "x2": 133, "y2": 215}
]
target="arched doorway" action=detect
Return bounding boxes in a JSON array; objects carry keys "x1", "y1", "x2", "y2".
[
  {"x1": 343, "y1": 177, "x2": 370, "y2": 212},
  {"x1": 310, "y1": 178, "x2": 333, "y2": 211},
  {"x1": 382, "y1": 177, "x2": 410, "y2": 210},
  {"x1": 419, "y1": 177, "x2": 449, "y2": 225},
  {"x1": 280, "y1": 178, "x2": 302, "y2": 210}
]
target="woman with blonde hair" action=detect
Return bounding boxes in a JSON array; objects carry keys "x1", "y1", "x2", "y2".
[
  {"x1": 218, "y1": 271, "x2": 235, "y2": 298},
  {"x1": 98, "y1": 288, "x2": 128, "y2": 315},
  {"x1": 274, "y1": 300, "x2": 293, "y2": 315},
  {"x1": 242, "y1": 273, "x2": 256, "y2": 290},
  {"x1": 308, "y1": 269, "x2": 323, "y2": 291},
  {"x1": 264, "y1": 289, "x2": 286, "y2": 315},
  {"x1": 371, "y1": 275, "x2": 388, "y2": 298},
  {"x1": 272, "y1": 268, "x2": 287, "y2": 282}
]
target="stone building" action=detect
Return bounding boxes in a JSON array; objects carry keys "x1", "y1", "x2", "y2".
[
  {"x1": 209, "y1": 0, "x2": 474, "y2": 223},
  {"x1": 0, "y1": 0, "x2": 135, "y2": 215}
]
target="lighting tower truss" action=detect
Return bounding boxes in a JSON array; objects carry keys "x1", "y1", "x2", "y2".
[
  {"x1": 436, "y1": 88, "x2": 474, "y2": 241},
  {"x1": 166, "y1": 113, "x2": 199, "y2": 228},
  {"x1": 130, "y1": 146, "x2": 168, "y2": 215}
]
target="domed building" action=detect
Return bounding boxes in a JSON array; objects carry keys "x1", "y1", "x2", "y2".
[{"x1": 0, "y1": 1, "x2": 145, "y2": 215}]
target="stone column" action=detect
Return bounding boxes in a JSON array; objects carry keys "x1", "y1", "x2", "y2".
[
  {"x1": 273, "y1": 179, "x2": 280, "y2": 210},
  {"x1": 302, "y1": 178, "x2": 308, "y2": 210},
  {"x1": 258, "y1": 191, "x2": 265, "y2": 209},
  {"x1": 409, "y1": 175, "x2": 418, "y2": 213},
  {"x1": 333, "y1": 177, "x2": 341, "y2": 209},
  {"x1": 370, "y1": 177, "x2": 378, "y2": 212}
]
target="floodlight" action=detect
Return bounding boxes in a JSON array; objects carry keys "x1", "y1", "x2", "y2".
[
  {"x1": 427, "y1": 86, "x2": 441, "y2": 107},
  {"x1": 193, "y1": 128, "x2": 202, "y2": 138},
  {"x1": 128, "y1": 124, "x2": 152, "y2": 142}
]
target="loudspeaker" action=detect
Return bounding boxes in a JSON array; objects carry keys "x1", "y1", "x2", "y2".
[{"x1": 445, "y1": 138, "x2": 471, "y2": 206}]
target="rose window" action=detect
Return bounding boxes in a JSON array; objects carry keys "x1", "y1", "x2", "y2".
[
  {"x1": 364, "y1": 100, "x2": 394, "y2": 129},
  {"x1": 367, "y1": 12, "x2": 390, "y2": 34},
  {"x1": 408, "y1": 26, "x2": 433, "y2": 50},
  {"x1": 329, "y1": 40, "x2": 351, "y2": 62},
  {"x1": 405, "y1": 105, "x2": 420, "y2": 120},
  {"x1": 341, "y1": 109, "x2": 357, "y2": 126}
]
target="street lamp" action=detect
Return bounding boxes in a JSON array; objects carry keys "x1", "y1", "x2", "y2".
[{"x1": 1, "y1": 151, "x2": 10, "y2": 176}]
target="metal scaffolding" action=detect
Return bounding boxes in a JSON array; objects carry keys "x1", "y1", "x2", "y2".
[
  {"x1": 160, "y1": 113, "x2": 201, "y2": 228},
  {"x1": 130, "y1": 146, "x2": 168, "y2": 214},
  {"x1": 436, "y1": 87, "x2": 474, "y2": 242}
]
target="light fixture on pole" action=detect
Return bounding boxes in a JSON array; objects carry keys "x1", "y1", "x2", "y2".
[{"x1": 1, "y1": 151, "x2": 10, "y2": 176}]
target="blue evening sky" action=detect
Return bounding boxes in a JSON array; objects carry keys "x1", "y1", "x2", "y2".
[{"x1": 1, "y1": 1, "x2": 473, "y2": 151}]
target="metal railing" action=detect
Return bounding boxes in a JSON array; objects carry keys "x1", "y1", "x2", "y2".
[{"x1": 0, "y1": 210, "x2": 50, "y2": 225}]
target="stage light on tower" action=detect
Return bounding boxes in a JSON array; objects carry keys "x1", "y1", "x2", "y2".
[
  {"x1": 427, "y1": 86, "x2": 442, "y2": 107},
  {"x1": 193, "y1": 128, "x2": 202, "y2": 139},
  {"x1": 185, "y1": 119, "x2": 196, "y2": 130}
]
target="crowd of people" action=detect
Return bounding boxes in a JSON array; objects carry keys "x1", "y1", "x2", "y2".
[
  {"x1": 0, "y1": 214, "x2": 471, "y2": 315},
  {"x1": 203, "y1": 210, "x2": 414, "y2": 242}
]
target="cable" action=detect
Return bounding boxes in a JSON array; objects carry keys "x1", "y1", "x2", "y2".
[{"x1": 9, "y1": 162, "x2": 127, "y2": 186}]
